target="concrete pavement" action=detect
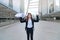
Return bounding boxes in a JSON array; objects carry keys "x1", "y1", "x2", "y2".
[{"x1": 0, "y1": 21, "x2": 60, "y2": 40}]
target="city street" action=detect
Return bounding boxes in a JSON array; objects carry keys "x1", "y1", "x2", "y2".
[{"x1": 0, "y1": 21, "x2": 60, "y2": 40}]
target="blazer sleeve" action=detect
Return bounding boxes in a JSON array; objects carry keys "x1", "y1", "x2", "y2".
[
  {"x1": 33, "y1": 15, "x2": 39, "y2": 22},
  {"x1": 19, "y1": 17, "x2": 26, "y2": 23}
]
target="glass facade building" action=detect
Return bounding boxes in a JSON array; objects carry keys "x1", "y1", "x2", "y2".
[{"x1": 39, "y1": 0, "x2": 60, "y2": 15}]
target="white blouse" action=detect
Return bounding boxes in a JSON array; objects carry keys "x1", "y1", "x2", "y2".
[{"x1": 27, "y1": 18, "x2": 32, "y2": 28}]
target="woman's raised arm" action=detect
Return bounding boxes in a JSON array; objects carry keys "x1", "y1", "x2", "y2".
[
  {"x1": 33, "y1": 15, "x2": 39, "y2": 22},
  {"x1": 19, "y1": 17, "x2": 26, "y2": 23}
]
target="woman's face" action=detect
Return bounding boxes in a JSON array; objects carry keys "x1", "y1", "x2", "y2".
[{"x1": 28, "y1": 13, "x2": 32, "y2": 18}]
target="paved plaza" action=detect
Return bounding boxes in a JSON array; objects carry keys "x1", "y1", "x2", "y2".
[{"x1": 0, "y1": 21, "x2": 60, "y2": 40}]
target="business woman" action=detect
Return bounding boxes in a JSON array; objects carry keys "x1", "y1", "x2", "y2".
[{"x1": 19, "y1": 13, "x2": 39, "y2": 40}]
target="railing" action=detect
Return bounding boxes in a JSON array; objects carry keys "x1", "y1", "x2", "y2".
[{"x1": 0, "y1": 0, "x2": 18, "y2": 27}]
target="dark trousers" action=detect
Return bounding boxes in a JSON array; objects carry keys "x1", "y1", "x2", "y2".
[{"x1": 26, "y1": 28, "x2": 33, "y2": 40}]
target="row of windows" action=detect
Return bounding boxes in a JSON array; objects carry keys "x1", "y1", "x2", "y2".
[{"x1": 39, "y1": 0, "x2": 60, "y2": 15}]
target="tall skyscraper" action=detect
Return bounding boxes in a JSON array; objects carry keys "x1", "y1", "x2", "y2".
[
  {"x1": 9, "y1": 0, "x2": 13, "y2": 9},
  {"x1": 20, "y1": 0, "x2": 24, "y2": 13}
]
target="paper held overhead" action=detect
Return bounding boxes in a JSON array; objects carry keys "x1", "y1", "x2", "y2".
[{"x1": 15, "y1": 13, "x2": 25, "y2": 18}]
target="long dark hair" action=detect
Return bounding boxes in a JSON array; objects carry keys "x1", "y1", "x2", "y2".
[{"x1": 26, "y1": 13, "x2": 32, "y2": 21}]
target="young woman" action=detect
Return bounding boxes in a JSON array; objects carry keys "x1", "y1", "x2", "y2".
[{"x1": 19, "y1": 13, "x2": 39, "y2": 40}]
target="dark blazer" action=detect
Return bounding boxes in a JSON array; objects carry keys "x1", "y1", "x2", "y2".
[{"x1": 19, "y1": 15, "x2": 39, "y2": 30}]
